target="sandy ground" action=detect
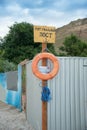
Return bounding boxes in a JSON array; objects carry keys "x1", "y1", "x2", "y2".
[{"x1": 0, "y1": 101, "x2": 34, "y2": 130}]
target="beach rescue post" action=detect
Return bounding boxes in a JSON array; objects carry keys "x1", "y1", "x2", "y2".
[{"x1": 34, "y1": 25, "x2": 56, "y2": 130}]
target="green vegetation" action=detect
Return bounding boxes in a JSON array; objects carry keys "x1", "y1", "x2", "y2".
[
  {"x1": 0, "y1": 23, "x2": 87, "y2": 73},
  {"x1": 59, "y1": 34, "x2": 87, "y2": 56},
  {"x1": 1, "y1": 22, "x2": 56, "y2": 64},
  {"x1": 0, "y1": 59, "x2": 17, "y2": 72}
]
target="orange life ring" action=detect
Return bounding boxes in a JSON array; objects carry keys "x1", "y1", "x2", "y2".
[{"x1": 32, "y1": 52, "x2": 59, "y2": 80}]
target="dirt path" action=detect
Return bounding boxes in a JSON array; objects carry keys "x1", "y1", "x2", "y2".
[{"x1": 0, "y1": 101, "x2": 34, "y2": 130}]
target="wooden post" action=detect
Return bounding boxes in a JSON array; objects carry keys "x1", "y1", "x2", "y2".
[
  {"x1": 42, "y1": 43, "x2": 47, "y2": 130},
  {"x1": 19, "y1": 59, "x2": 29, "y2": 118}
]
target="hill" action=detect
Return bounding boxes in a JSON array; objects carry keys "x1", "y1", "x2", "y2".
[{"x1": 55, "y1": 18, "x2": 87, "y2": 53}]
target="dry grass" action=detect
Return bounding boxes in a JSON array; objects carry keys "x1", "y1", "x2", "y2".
[{"x1": 55, "y1": 18, "x2": 87, "y2": 53}]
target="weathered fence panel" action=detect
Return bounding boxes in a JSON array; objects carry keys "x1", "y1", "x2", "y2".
[
  {"x1": 0, "y1": 65, "x2": 22, "y2": 110},
  {"x1": 48, "y1": 57, "x2": 87, "y2": 130},
  {"x1": 26, "y1": 61, "x2": 42, "y2": 130},
  {"x1": 26, "y1": 57, "x2": 87, "y2": 130},
  {"x1": 0, "y1": 73, "x2": 7, "y2": 102}
]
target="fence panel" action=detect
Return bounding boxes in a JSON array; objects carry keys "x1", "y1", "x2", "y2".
[
  {"x1": 0, "y1": 65, "x2": 22, "y2": 110},
  {"x1": 26, "y1": 57, "x2": 87, "y2": 130},
  {"x1": 26, "y1": 61, "x2": 42, "y2": 130},
  {"x1": 48, "y1": 57, "x2": 87, "y2": 130},
  {"x1": 0, "y1": 73, "x2": 7, "y2": 102}
]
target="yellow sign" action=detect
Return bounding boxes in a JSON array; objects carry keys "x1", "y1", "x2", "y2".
[{"x1": 34, "y1": 26, "x2": 56, "y2": 43}]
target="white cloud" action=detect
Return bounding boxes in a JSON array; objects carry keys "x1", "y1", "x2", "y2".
[
  {"x1": 0, "y1": 17, "x2": 14, "y2": 38},
  {"x1": 0, "y1": 2, "x2": 87, "y2": 38}
]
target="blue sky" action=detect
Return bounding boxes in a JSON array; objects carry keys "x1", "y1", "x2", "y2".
[{"x1": 0, "y1": 0, "x2": 87, "y2": 37}]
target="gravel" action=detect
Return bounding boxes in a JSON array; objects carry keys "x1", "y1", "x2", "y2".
[{"x1": 0, "y1": 101, "x2": 34, "y2": 130}]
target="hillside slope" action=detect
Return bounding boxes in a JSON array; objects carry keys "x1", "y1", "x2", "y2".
[{"x1": 55, "y1": 18, "x2": 87, "y2": 53}]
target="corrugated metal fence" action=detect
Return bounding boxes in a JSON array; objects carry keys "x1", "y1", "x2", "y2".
[
  {"x1": 26, "y1": 57, "x2": 87, "y2": 130},
  {"x1": 26, "y1": 60, "x2": 42, "y2": 130}
]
